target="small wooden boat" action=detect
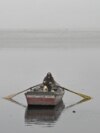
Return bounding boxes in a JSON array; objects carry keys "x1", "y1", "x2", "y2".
[
  {"x1": 4, "y1": 72, "x2": 91, "y2": 106},
  {"x1": 25, "y1": 84, "x2": 65, "y2": 106}
]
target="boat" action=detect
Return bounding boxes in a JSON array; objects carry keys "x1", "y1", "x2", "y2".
[
  {"x1": 4, "y1": 72, "x2": 91, "y2": 107},
  {"x1": 25, "y1": 72, "x2": 65, "y2": 106},
  {"x1": 25, "y1": 84, "x2": 65, "y2": 106}
]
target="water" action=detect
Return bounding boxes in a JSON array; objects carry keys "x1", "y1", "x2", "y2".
[{"x1": 0, "y1": 31, "x2": 100, "y2": 133}]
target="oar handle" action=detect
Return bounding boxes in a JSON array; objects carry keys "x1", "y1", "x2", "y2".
[{"x1": 14, "y1": 83, "x2": 42, "y2": 96}]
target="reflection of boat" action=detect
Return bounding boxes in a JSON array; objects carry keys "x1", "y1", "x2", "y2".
[
  {"x1": 25, "y1": 85, "x2": 65, "y2": 106},
  {"x1": 25, "y1": 101, "x2": 65, "y2": 125}
]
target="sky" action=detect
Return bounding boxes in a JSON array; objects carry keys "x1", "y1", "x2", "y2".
[{"x1": 0, "y1": 0, "x2": 100, "y2": 30}]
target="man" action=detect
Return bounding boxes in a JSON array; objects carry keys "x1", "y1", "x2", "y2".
[{"x1": 43, "y1": 72, "x2": 55, "y2": 91}]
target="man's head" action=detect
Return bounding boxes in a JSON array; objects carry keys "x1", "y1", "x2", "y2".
[{"x1": 47, "y1": 72, "x2": 52, "y2": 78}]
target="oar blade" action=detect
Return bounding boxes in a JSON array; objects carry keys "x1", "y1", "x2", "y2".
[
  {"x1": 77, "y1": 93, "x2": 91, "y2": 99},
  {"x1": 3, "y1": 93, "x2": 17, "y2": 99}
]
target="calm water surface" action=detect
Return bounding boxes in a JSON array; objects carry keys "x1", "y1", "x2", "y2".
[{"x1": 0, "y1": 41, "x2": 100, "y2": 132}]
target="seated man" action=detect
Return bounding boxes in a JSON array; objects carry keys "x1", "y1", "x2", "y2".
[{"x1": 43, "y1": 72, "x2": 55, "y2": 91}]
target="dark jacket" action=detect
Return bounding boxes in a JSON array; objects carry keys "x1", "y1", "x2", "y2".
[{"x1": 43, "y1": 74, "x2": 55, "y2": 91}]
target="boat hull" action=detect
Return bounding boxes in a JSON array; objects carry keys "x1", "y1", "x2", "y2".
[{"x1": 25, "y1": 91, "x2": 64, "y2": 106}]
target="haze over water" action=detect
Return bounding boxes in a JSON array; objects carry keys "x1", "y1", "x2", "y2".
[{"x1": 0, "y1": 30, "x2": 100, "y2": 133}]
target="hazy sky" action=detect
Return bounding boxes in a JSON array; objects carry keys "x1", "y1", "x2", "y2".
[{"x1": 0, "y1": 0, "x2": 100, "y2": 30}]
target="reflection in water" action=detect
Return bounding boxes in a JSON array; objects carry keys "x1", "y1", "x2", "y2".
[
  {"x1": 25, "y1": 101, "x2": 65, "y2": 126},
  {"x1": 65, "y1": 98, "x2": 91, "y2": 110},
  {"x1": 3, "y1": 98, "x2": 26, "y2": 108},
  {"x1": 4, "y1": 98, "x2": 91, "y2": 127},
  {"x1": 25, "y1": 98, "x2": 91, "y2": 127}
]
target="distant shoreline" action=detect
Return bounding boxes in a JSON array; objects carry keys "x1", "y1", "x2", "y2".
[{"x1": 0, "y1": 30, "x2": 100, "y2": 48}]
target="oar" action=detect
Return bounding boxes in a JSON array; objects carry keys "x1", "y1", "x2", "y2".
[
  {"x1": 57, "y1": 85, "x2": 91, "y2": 99},
  {"x1": 4, "y1": 83, "x2": 42, "y2": 99}
]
